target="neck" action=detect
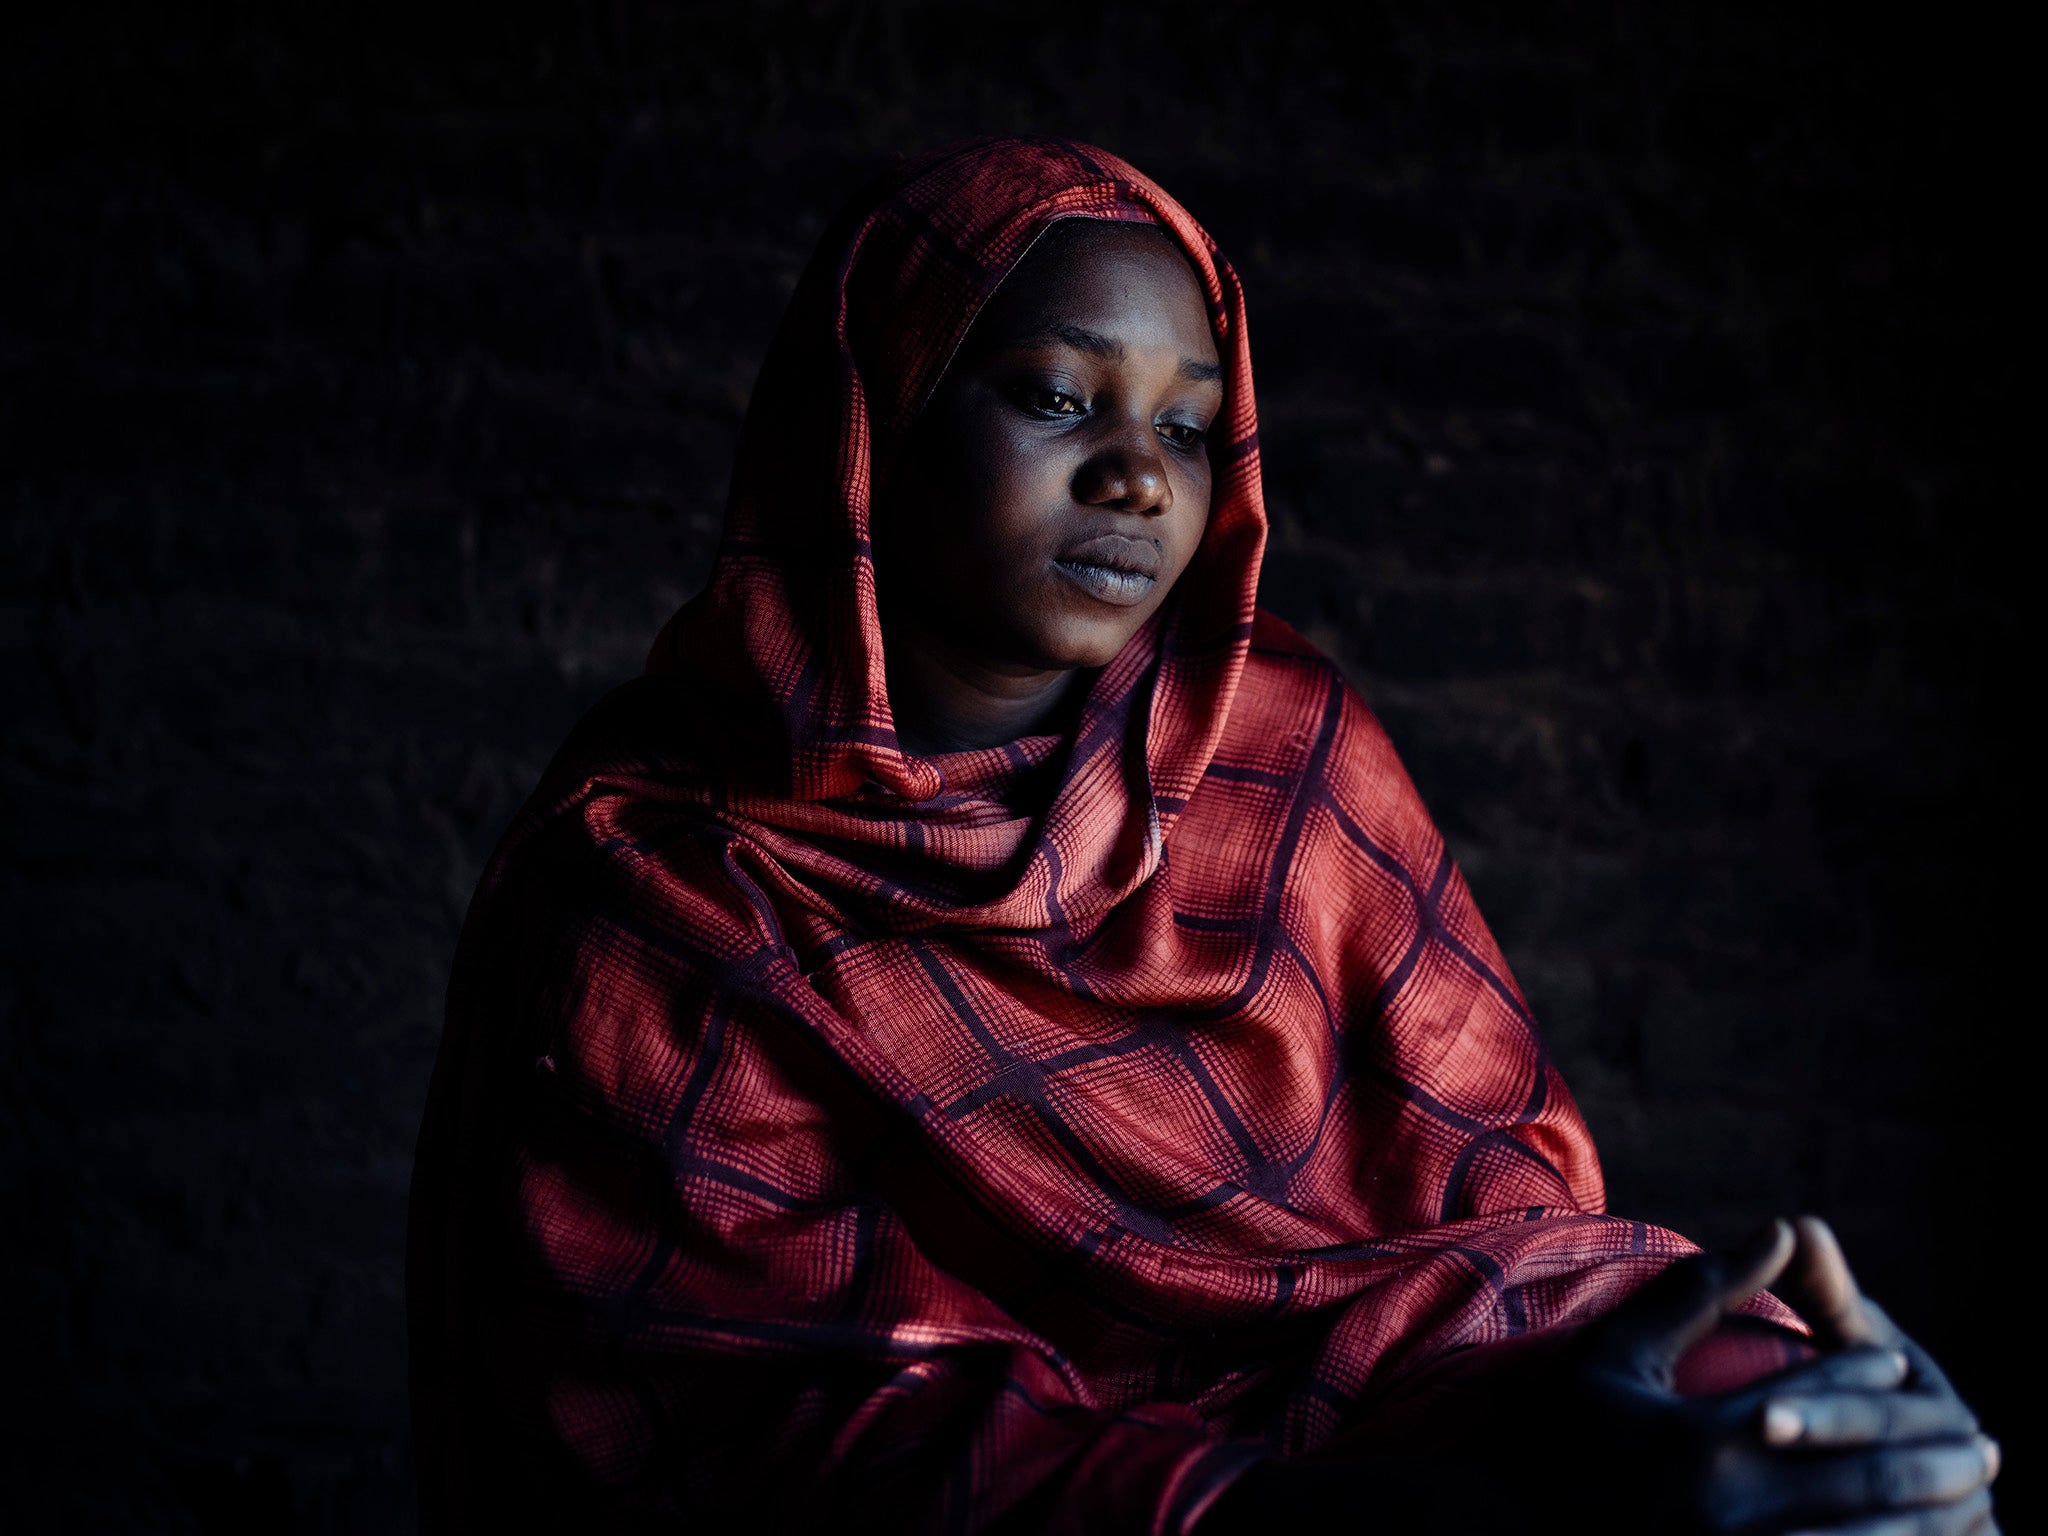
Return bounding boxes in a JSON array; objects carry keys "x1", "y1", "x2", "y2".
[{"x1": 884, "y1": 617, "x2": 1079, "y2": 757}]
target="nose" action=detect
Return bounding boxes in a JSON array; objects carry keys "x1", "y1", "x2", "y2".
[{"x1": 1072, "y1": 434, "x2": 1171, "y2": 517}]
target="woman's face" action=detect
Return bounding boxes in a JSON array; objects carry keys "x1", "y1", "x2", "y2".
[{"x1": 877, "y1": 220, "x2": 1223, "y2": 673}]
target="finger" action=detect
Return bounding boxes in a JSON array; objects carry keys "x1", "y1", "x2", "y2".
[
  {"x1": 1697, "y1": 1345, "x2": 1905, "y2": 1435},
  {"x1": 1761, "y1": 1389, "x2": 1980, "y2": 1448},
  {"x1": 1839, "y1": 1300, "x2": 1969, "y2": 1409},
  {"x1": 1784, "y1": 1215, "x2": 1884, "y2": 1349},
  {"x1": 1751, "y1": 1345, "x2": 1910, "y2": 1400},
  {"x1": 1848, "y1": 1294, "x2": 1910, "y2": 1352},
  {"x1": 1769, "y1": 1435, "x2": 1999, "y2": 1522},
  {"x1": 1593, "y1": 1221, "x2": 1795, "y2": 1379},
  {"x1": 1782, "y1": 1486, "x2": 1996, "y2": 1536},
  {"x1": 1863, "y1": 1307, "x2": 1966, "y2": 1403}
]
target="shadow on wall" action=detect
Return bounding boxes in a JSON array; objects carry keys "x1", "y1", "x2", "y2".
[{"x1": 0, "y1": 2, "x2": 2021, "y2": 1528}]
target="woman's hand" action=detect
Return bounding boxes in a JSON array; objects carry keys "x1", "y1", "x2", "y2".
[
  {"x1": 1562, "y1": 1216, "x2": 1998, "y2": 1533},
  {"x1": 1199, "y1": 1217, "x2": 1999, "y2": 1534}
]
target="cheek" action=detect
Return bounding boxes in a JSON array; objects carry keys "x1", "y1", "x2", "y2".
[
  {"x1": 899, "y1": 411, "x2": 1042, "y2": 572},
  {"x1": 973, "y1": 429, "x2": 1077, "y2": 565},
  {"x1": 1165, "y1": 463, "x2": 1214, "y2": 570}
]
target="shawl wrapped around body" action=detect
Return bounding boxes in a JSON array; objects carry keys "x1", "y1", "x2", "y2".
[{"x1": 408, "y1": 138, "x2": 1795, "y2": 1533}]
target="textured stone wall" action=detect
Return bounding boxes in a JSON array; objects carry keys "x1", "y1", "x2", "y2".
[{"x1": 2, "y1": 4, "x2": 2020, "y2": 1528}]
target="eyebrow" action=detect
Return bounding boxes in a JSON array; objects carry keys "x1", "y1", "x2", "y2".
[{"x1": 1014, "y1": 323, "x2": 1224, "y2": 384}]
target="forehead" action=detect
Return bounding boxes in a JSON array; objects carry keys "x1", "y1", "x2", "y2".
[{"x1": 969, "y1": 221, "x2": 1218, "y2": 359}]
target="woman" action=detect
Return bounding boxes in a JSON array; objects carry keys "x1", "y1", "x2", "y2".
[{"x1": 408, "y1": 137, "x2": 1997, "y2": 1533}]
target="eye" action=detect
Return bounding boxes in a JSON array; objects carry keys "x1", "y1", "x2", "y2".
[
  {"x1": 1158, "y1": 420, "x2": 1209, "y2": 450},
  {"x1": 1019, "y1": 386, "x2": 1085, "y2": 417}
]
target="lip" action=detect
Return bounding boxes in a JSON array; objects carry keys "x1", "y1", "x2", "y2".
[{"x1": 1052, "y1": 533, "x2": 1162, "y2": 608}]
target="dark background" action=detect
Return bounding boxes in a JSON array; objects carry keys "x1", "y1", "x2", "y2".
[{"x1": 2, "y1": 3, "x2": 2023, "y2": 1529}]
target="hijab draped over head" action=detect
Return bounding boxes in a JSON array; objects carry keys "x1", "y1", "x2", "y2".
[
  {"x1": 642, "y1": 134, "x2": 1265, "y2": 931},
  {"x1": 409, "y1": 138, "x2": 1794, "y2": 1534}
]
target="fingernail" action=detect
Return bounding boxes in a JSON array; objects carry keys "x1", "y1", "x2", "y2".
[
  {"x1": 1888, "y1": 1349, "x2": 1909, "y2": 1381},
  {"x1": 1980, "y1": 1435, "x2": 2001, "y2": 1481},
  {"x1": 1762, "y1": 1401, "x2": 1803, "y2": 1445}
]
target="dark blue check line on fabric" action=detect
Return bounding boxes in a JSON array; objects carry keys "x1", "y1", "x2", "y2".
[
  {"x1": 914, "y1": 947, "x2": 1221, "y2": 1246},
  {"x1": 1172, "y1": 910, "x2": 1257, "y2": 934},
  {"x1": 1314, "y1": 796, "x2": 1558, "y2": 1123},
  {"x1": 675, "y1": 1154, "x2": 830, "y2": 1212},
  {"x1": 913, "y1": 943, "x2": 1018, "y2": 1067},
  {"x1": 1317, "y1": 794, "x2": 1540, "y2": 1035},
  {"x1": 662, "y1": 1005, "x2": 732, "y2": 1166},
  {"x1": 940, "y1": 1030, "x2": 1159, "y2": 1118},
  {"x1": 841, "y1": 1197, "x2": 883, "y2": 1323},
  {"x1": 1202, "y1": 762, "x2": 1297, "y2": 789},
  {"x1": 1438, "y1": 1129, "x2": 1569, "y2": 1222},
  {"x1": 1181, "y1": 670, "x2": 1345, "y2": 1026},
  {"x1": 1040, "y1": 833, "x2": 1069, "y2": 936}
]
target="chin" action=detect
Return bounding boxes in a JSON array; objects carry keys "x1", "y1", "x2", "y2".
[{"x1": 1032, "y1": 616, "x2": 1148, "y2": 671}]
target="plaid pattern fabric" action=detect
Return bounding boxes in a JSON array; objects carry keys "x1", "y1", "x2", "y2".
[{"x1": 409, "y1": 139, "x2": 1787, "y2": 1533}]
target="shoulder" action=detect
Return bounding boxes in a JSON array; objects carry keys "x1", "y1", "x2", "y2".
[
  {"x1": 1203, "y1": 609, "x2": 1440, "y2": 864},
  {"x1": 464, "y1": 677, "x2": 776, "y2": 959},
  {"x1": 1224, "y1": 609, "x2": 1405, "y2": 771},
  {"x1": 438, "y1": 679, "x2": 797, "y2": 1109}
]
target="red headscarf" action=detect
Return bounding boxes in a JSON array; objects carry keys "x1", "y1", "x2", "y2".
[{"x1": 409, "y1": 138, "x2": 1791, "y2": 1534}]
